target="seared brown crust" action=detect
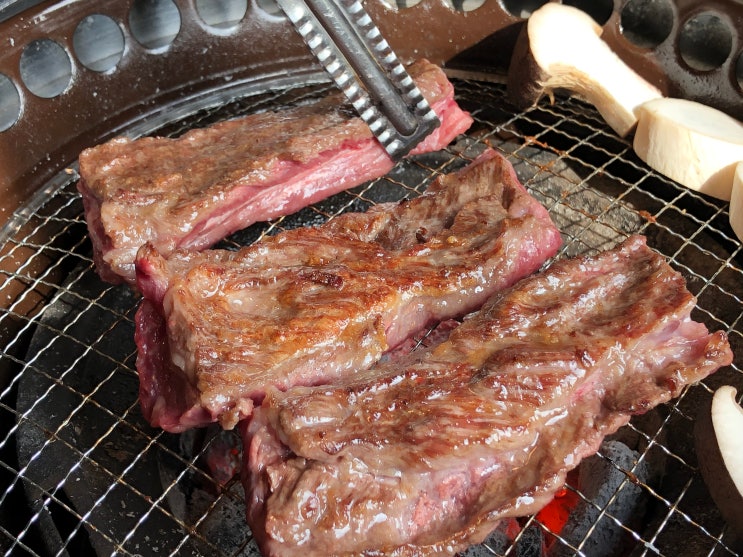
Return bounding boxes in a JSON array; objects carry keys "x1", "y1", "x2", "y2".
[
  {"x1": 78, "y1": 60, "x2": 473, "y2": 285},
  {"x1": 244, "y1": 235, "x2": 733, "y2": 556},
  {"x1": 135, "y1": 148, "x2": 562, "y2": 432}
]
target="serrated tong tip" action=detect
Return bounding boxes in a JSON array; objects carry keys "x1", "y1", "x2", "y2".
[{"x1": 276, "y1": 0, "x2": 440, "y2": 160}]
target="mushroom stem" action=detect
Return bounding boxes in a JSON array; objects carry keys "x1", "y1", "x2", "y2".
[
  {"x1": 507, "y1": 3, "x2": 662, "y2": 137},
  {"x1": 731, "y1": 163, "x2": 743, "y2": 241},
  {"x1": 633, "y1": 98, "x2": 743, "y2": 201}
]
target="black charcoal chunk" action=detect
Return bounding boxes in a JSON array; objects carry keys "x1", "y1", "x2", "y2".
[{"x1": 549, "y1": 440, "x2": 652, "y2": 557}]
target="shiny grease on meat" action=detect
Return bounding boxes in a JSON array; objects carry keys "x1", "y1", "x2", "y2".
[
  {"x1": 243, "y1": 235, "x2": 732, "y2": 557},
  {"x1": 77, "y1": 59, "x2": 473, "y2": 286},
  {"x1": 134, "y1": 148, "x2": 562, "y2": 432}
]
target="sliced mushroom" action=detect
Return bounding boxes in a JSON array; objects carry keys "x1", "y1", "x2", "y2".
[
  {"x1": 633, "y1": 98, "x2": 743, "y2": 201},
  {"x1": 507, "y1": 3, "x2": 662, "y2": 137},
  {"x1": 731, "y1": 162, "x2": 743, "y2": 241},
  {"x1": 695, "y1": 385, "x2": 743, "y2": 538}
]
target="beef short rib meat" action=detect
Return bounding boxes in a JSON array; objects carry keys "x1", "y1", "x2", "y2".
[
  {"x1": 243, "y1": 235, "x2": 733, "y2": 557},
  {"x1": 134, "y1": 148, "x2": 562, "y2": 432},
  {"x1": 77, "y1": 59, "x2": 473, "y2": 286}
]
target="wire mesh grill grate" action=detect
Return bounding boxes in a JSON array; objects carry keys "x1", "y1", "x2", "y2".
[{"x1": 0, "y1": 78, "x2": 741, "y2": 557}]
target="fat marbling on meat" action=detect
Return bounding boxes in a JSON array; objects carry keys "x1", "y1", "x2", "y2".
[
  {"x1": 242, "y1": 235, "x2": 733, "y2": 557},
  {"x1": 77, "y1": 59, "x2": 473, "y2": 286},
  {"x1": 134, "y1": 148, "x2": 562, "y2": 432}
]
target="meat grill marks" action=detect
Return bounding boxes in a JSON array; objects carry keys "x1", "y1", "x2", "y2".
[
  {"x1": 243, "y1": 235, "x2": 733, "y2": 557},
  {"x1": 77, "y1": 59, "x2": 473, "y2": 286},
  {"x1": 134, "y1": 148, "x2": 562, "y2": 432}
]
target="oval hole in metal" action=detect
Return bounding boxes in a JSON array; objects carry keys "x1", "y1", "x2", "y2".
[
  {"x1": 679, "y1": 12, "x2": 733, "y2": 72},
  {"x1": 73, "y1": 14, "x2": 125, "y2": 73},
  {"x1": 196, "y1": 0, "x2": 248, "y2": 30},
  {"x1": 451, "y1": 0, "x2": 486, "y2": 13},
  {"x1": 254, "y1": 0, "x2": 285, "y2": 19},
  {"x1": 620, "y1": 0, "x2": 674, "y2": 49},
  {"x1": 0, "y1": 74, "x2": 21, "y2": 132},
  {"x1": 129, "y1": 0, "x2": 182, "y2": 51},
  {"x1": 498, "y1": 0, "x2": 549, "y2": 19},
  {"x1": 380, "y1": 0, "x2": 423, "y2": 9},
  {"x1": 19, "y1": 39, "x2": 73, "y2": 99},
  {"x1": 563, "y1": 0, "x2": 613, "y2": 25}
]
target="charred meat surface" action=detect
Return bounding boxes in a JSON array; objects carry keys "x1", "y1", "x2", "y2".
[
  {"x1": 135, "y1": 149, "x2": 562, "y2": 432},
  {"x1": 243, "y1": 235, "x2": 733, "y2": 557},
  {"x1": 77, "y1": 59, "x2": 473, "y2": 285}
]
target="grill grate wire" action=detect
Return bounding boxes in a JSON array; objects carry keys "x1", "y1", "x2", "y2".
[{"x1": 0, "y1": 78, "x2": 740, "y2": 557}]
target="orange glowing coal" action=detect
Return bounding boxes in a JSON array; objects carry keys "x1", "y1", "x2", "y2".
[{"x1": 536, "y1": 486, "x2": 581, "y2": 535}]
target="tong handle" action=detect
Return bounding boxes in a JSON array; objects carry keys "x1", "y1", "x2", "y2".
[{"x1": 278, "y1": 0, "x2": 440, "y2": 159}]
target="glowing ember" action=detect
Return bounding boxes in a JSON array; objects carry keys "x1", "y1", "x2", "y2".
[
  {"x1": 536, "y1": 486, "x2": 581, "y2": 535},
  {"x1": 205, "y1": 431, "x2": 241, "y2": 485}
]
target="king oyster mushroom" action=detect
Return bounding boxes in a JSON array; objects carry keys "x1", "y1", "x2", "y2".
[
  {"x1": 507, "y1": 3, "x2": 662, "y2": 137},
  {"x1": 634, "y1": 98, "x2": 743, "y2": 201},
  {"x1": 695, "y1": 385, "x2": 743, "y2": 538}
]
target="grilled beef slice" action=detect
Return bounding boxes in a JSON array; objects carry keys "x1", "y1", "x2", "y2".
[
  {"x1": 134, "y1": 149, "x2": 562, "y2": 432},
  {"x1": 243, "y1": 235, "x2": 733, "y2": 557},
  {"x1": 77, "y1": 60, "x2": 473, "y2": 286}
]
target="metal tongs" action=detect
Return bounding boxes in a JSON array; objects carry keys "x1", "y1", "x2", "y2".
[{"x1": 276, "y1": 0, "x2": 441, "y2": 160}]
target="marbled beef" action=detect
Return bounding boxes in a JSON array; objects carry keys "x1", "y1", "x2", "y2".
[
  {"x1": 134, "y1": 149, "x2": 561, "y2": 431},
  {"x1": 78, "y1": 59, "x2": 473, "y2": 285},
  {"x1": 243, "y1": 235, "x2": 732, "y2": 557}
]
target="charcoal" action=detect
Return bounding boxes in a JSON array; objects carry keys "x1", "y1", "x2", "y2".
[
  {"x1": 549, "y1": 440, "x2": 652, "y2": 557},
  {"x1": 458, "y1": 519, "x2": 512, "y2": 556},
  {"x1": 514, "y1": 523, "x2": 546, "y2": 557},
  {"x1": 459, "y1": 519, "x2": 543, "y2": 557}
]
